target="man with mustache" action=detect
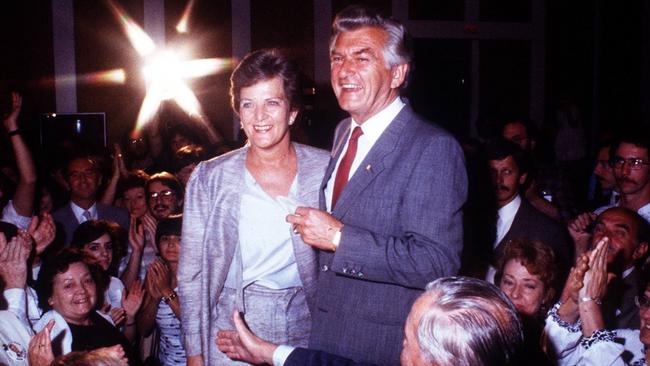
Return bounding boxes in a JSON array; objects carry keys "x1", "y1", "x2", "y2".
[
  {"x1": 486, "y1": 139, "x2": 571, "y2": 282},
  {"x1": 607, "y1": 135, "x2": 650, "y2": 221},
  {"x1": 572, "y1": 135, "x2": 650, "y2": 257},
  {"x1": 590, "y1": 142, "x2": 618, "y2": 208},
  {"x1": 146, "y1": 172, "x2": 183, "y2": 222}
]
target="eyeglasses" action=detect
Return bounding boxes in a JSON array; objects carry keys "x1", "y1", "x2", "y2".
[
  {"x1": 634, "y1": 295, "x2": 650, "y2": 309},
  {"x1": 610, "y1": 157, "x2": 650, "y2": 170},
  {"x1": 149, "y1": 190, "x2": 174, "y2": 200}
]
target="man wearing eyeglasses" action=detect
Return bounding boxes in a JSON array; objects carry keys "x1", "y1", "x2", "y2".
[
  {"x1": 608, "y1": 135, "x2": 650, "y2": 222},
  {"x1": 145, "y1": 172, "x2": 184, "y2": 221}
]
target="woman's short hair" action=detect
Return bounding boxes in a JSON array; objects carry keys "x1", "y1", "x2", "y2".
[
  {"x1": 495, "y1": 238, "x2": 559, "y2": 294},
  {"x1": 329, "y1": 5, "x2": 412, "y2": 72},
  {"x1": 118, "y1": 170, "x2": 150, "y2": 197},
  {"x1": 230, "y1": 48, "x2": 302, "y2": 114},
  {"x1": 70, "y1": 220, "x2": 125, "y2": 274},
  {"x1": 35, "y1": 249, "x2": 105, "y2": 312},
  {"x1": 51, "y1": 350, "x2": 125, "y2": 366},
  {"x1": 155, "y1": 214, "x2": 183, "y2": 249},
  {"x1": 418, "y1": 277, "x2": 523, "y2": 366},
  {"x1": 173, "y1": 145, "x2": 206, "y2": 173}
]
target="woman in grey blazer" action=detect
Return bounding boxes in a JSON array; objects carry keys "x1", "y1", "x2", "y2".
[{"x1": 178, "y1": 49, "x2": 329, "y2": 366}]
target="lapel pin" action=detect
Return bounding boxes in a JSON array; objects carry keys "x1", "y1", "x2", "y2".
[{"x1": 365, "y1": 164, "x2": 372, "y2": 171}]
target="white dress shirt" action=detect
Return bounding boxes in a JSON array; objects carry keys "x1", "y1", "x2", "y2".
[
  {"x1": 324, "y1": 97, "x2": 406, "y2": 211},
  {"x1": 70, "y1": 202, "x2": 97, "y2": 223},
  {"x1": 486, "y1": 195, "x2": 522, "y2": 283}
]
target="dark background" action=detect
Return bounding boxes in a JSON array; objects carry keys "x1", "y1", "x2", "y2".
[{"x1": 1, "y1": 0, "x2": 648, "y2": 155}]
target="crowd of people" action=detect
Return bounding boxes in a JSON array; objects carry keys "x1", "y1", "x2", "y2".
[{"x1": 1, "y1": 4, "x2": 649, "y2": 366}]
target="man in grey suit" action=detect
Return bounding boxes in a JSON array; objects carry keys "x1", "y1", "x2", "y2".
[
  {"x1": 287, "y1": 6, "x2": 467, "y2": 365},
  {"x1": 53, "y1": 156, "x2": 129, "y2": 245}
]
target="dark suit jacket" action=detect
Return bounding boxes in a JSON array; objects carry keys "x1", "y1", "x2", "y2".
[
  {"x1": 310, "y1": 104, "x2": 467, "y2": 365},
  {"x1": 602, "y1": 268, "x2": 641, "y2": 330},
  {"x1": 286, "y1": 348, "x2": 375, "y2": 366},
  {"x1": 494, "y1": 198, "x2": 573, "y2": 273},
  {"x1": 53, "y1": 202, "x2": 129, "y2": 245}
]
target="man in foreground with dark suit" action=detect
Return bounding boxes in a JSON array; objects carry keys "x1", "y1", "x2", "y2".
[
  {"x1": 286, "y1": 6, "x2": 467, "y2": 365},
  {"x1": 217, "y1": 277, "x2": 523, "y2": 366},
  {"x1": 484, "y1": 139, "x2": 572, "y2": 282},
  {"x1": 53, "y1": 156, "x2": 129, "y2": 245}
]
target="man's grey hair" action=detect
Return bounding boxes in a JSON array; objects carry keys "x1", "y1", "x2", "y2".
[
  {"x1": 329, "y1": 5, "x2": 412, "y2": 73},
  {"x1": 418, "y1": 277, "x2": 523, "y2": 366}
]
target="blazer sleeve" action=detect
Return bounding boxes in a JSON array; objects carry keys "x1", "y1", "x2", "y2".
[
  {"x1": 178, "y1": 164, "x2": 210, "y2": 356},
  {"x1": 331, "y1": 133, "x2": 467, "y2": 288},
  {"x1": 286, "y1": 347, "x2": 377, "y2": 366}
]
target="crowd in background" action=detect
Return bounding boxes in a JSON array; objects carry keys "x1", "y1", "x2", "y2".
[{"x1": 1, "y1": 6, "x2": 650, "y2": 366}]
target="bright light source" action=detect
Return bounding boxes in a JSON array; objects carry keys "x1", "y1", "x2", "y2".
[
  {"x1": 106, "y1": 0, "x2": 233, "y2": 139},
  {"x1": 142, "y1": 51, "x2": 183, "y2": 86},
  {"x1": 107, "y1": 0, "x2": 156, "y2": 56},
  {"x1": 176, "y1": 0, "x2": 195, "y2": 33}
]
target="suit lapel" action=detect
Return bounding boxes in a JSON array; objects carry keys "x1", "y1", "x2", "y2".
[{"x1": 332, "y1": 106, "x2": 409, "y2": 217}]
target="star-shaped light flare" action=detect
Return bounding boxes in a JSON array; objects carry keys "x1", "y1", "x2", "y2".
[{"x1": 107, "y1": 0, "x2": 232, "y2": 139}]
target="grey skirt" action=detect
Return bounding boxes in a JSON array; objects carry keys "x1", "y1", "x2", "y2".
[{"x1": 212, "y1": 283, "x2": 311, "y2": 365}]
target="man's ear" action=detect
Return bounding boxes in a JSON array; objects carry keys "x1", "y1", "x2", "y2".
[
  {"x1": 633, "y1": 241, "x2": 648, "y2": 261},
  {"x1": 390, "y1": 63, "x2": 409, "y2": 89},
  {"x1": 518, "y1": 172, "x2": 528, "y2": 186}
]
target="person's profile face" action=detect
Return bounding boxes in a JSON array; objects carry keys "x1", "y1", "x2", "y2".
[
  {"x1": 594, "y1": 147, "x2": 616, "y2": 190},
  {"x1": 330, "y1": 27, "x2": 402, "y2": 123},
  {"x1": 400, "y1": 295, "x2": 431, "y2": 366},
  {"x1": 502, "y1": 122, "x2": 530, "y2": 151}
]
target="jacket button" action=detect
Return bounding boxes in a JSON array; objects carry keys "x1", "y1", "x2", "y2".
[
  {"x1": 358, "y1": 272, "x2": 364, "y2": 278},
  {"x1": 320, "y1": 265, "x2": 329, "y2": 272}
]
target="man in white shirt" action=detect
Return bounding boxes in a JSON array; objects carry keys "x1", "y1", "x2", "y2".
[
  {"x1": 485, "y1": 140, "x2": 572, "y2": 282},
  {"x1": 52, "y1": 156, "x2": 128, "y2": 245},
  {"x1": 286, "y1": 5, "x2": 467, "y2": 365}
]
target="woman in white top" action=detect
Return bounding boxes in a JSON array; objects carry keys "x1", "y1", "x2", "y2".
[
  {"x1": 137, "y1": 215, "x2": 186, "y2": 366},
  {"x1": 179, "y1": 49, "x2": 329, "y2": 365}
]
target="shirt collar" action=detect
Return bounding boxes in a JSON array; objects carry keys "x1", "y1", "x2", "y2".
[
  {"x1": 70, "y1": 201, "x2": 97, "y2": 222},
  {"x1": 498, "y1": 195, "x2": 522, "y2": 222},
  {"x1": 350, "y1": 97, "x2": 405, "y2": 143}
]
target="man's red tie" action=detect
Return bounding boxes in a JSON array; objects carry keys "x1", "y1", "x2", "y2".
[{"x1": 332, "y1": 126, "x2": 363, "y2": 209}]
